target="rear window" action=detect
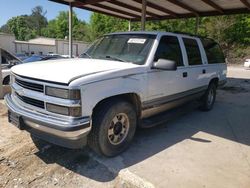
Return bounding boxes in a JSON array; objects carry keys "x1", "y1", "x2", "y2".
[
  {"x1": 202, "y1": 39, "x2": 225, "y2": 64},
  {"x1": 183, "y1": 38, "x2": 202, "y2": 66}
]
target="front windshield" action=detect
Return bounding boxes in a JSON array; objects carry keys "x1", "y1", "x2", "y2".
[{"x1": 80, "y1": 34, "x2": 156, "y2": 65}]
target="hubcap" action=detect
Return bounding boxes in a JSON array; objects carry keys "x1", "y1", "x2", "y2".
[
  {"x1": 207, "y1": 88, "x2": 214, "y2": 106},
  {"x1": 108, "y1": 113, "x2": 130, "y2": 145}
]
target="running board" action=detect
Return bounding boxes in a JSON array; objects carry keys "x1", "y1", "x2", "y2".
[{"x1": 140, "y1": 101, "x2": 200, "y2": 128}]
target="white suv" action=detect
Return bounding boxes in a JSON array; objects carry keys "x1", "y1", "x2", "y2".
[{"x1": 5, "y1": 32, "x2": 227, "y2": 156}]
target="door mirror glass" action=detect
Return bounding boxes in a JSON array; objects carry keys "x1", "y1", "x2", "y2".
[{"x1": 152, "y1": 59, "x2": 177, "y2": 71}]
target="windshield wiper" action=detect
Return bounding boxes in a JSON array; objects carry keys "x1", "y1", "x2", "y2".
[
  {"x1": 82, "y1": 52, "x2": 92, "y2": 58},
  {"x1": 105, "y1": 55, "x2": 127, "y2": 62}
]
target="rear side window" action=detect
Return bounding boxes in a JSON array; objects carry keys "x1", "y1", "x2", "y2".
[
  {"x1": 154, "y1": 36, "x2": 183, "y2": 67},
  {"x1": 183, "y1": 38, "x2": 202, "y2": 66},
  {"x1": 202, "y1": 39, "x2": 225, "y2": 64}
]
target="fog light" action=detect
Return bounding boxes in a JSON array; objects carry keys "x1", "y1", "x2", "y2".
[{"x1": 46, "y1": 103, "x2": 81, "y2": 117}]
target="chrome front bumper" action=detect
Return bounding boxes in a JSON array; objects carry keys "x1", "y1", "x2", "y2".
[{"x1": 5, "y1": 94, "x2": 91, "y2": 148}]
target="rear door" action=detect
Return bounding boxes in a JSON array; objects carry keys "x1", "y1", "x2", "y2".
[{"x1": 181, "y1": 37, "x2": 207, "y2": 91}]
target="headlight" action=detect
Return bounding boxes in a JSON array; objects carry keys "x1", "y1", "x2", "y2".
[
  {"x1": 46, "y1": 103, "x2": 81, "y2": 117},
  {"x1": 45, "y1": 86, "x2": 80, "y2": 100}
]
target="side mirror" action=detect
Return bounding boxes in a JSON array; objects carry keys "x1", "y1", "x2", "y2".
[{"x1": 152, "y1": 59, "x2": 177, "y2": 71}]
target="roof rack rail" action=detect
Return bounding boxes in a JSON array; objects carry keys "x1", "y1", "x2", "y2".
[
  {"x1": 172, "y1": 31, "x2": 217, "y2": 42},
  {"x1": 172, "y1": 31, "x2": 207, "y2": 38}
]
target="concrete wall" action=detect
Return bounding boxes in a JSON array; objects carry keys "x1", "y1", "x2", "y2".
[
  {"x1": 57, "y1": 40, "x2": 89, "y2": 56},
  {"x1": 16, "y1": 43, "x2": 56, "y2": 55},
  {"x1": 0, "y1": 33, "x2": 89, "y2": 56},
  {"x1": 0, "y1": 33, "x2": 15, "y2": 54}
]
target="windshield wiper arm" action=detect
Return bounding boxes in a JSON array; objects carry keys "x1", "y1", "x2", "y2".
[{"x1": 105, "y1": 55, "x2": 127, "y2": 62}]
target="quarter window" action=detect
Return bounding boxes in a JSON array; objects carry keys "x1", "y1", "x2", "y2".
[
  {"x1": 202, "y1": 39, "x2": 225, "y2": 64},
  {"x1": 154, "y1": 36, "x2": 183, "y2": 67},
  {"x1": 183, "y1": 38, "x2": 202, "y2": 66}
]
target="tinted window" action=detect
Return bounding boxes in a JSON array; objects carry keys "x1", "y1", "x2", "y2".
[
  {"x1": 183, "y1": 38, "x2": 202, "y2": 66},
  {"x1": 202, "y1": 39, "x2": 225, "y2": 64},
  {"x1": 154, "y1": 36, "x2": 183, "y2": 67}
]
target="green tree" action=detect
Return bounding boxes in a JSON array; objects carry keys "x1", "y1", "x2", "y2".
[
  {"x1": 28, "y1": 6, "x2": 48, "y2": 36},
  {"x1": 41, "y1": 11, "x2": 88, "y2": 41},
  {"x1": 88, "y1": 13, "x2": 128, "y2": 41},
  {"x1": 7, "y1": 16, "x2": 36, "y2": 40}
]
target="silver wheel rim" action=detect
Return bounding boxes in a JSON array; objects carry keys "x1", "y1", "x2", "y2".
[
  {"x1": 108, "y1": 113, "x2": 130, "y2": 145},
  {"x1": 207, "y1": 88, "x2": 214, "y2": 106}
]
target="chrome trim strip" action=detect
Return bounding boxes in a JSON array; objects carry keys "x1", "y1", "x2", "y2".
[
  {"x1": 6, "y1": 94, "x2": 88, "y2": 125},
  {"x1": 12, "y1": 83, "x2": 81, "y2": 107},
  {"x1": 143, "y1": 86, "x2": 207, "y2": 110}
]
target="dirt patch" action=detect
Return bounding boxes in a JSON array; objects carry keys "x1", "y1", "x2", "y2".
[
  {"x1": 0, "y1": 103, "x2": 117, "y2": 188},
  {"x1": 0, "y1": 103, "x2": 7, "y2": 116}
]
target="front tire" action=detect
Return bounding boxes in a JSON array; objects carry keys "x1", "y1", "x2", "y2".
[
  {"x1": 200, "y1": 83, "x2": 217, "y2": 111},
  {"x1": 88, "y1": 99, "x2": 137, "y2": 157}
]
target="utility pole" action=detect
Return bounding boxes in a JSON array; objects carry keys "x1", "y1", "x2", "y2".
[
  {"x1": 69, "y1": 3, "x2": 73, "y2": 58},
  {"x1": 141, "y1": 0, "x2": 147, "y2": 31}
]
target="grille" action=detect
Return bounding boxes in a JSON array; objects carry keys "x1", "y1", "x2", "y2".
[
  {"x1": 16, "y1": 92, "x2": 45, "y2": 109},
  {"x1": 15, "y1": 78, "x2": 44, "y2": 92}
]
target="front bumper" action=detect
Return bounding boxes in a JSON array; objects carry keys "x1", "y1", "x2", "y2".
[{"x1": 4, "y1": 94, "x2": 91, "y2": 149}]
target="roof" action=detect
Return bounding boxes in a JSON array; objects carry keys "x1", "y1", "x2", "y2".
[
  {"x1": 50, "y1": 0, "x2": 250, "y2": 21},
  {"x1": 28, "y1": 37, "x2": 56, "y2": 45},
  {"x1": 15, "y1": 37, "x2": 56, "y2": 46},
  {"x1": 105, "y1": 31, "x2": 215, "y2": 40}
]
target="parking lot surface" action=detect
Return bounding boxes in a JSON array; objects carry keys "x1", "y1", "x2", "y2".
[{"x1": 0, "y1": 66, "x2": 250, "y2": 188}]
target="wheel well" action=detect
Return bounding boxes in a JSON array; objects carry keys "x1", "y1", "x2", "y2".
[
  {"x1": 92, "y1": 93, "x2": 142, "y2": 118},
  {"x1": 3, "y1": 76, "x2": 10, "y2": 85},
  {"x1": 209, "y1": 77, "x2": 219, "y2": 88}
]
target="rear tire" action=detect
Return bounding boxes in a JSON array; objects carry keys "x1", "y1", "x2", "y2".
[
  {"x1": 200, "y1": 83, "x2": 217, "y2": 111},
  {"x1": 88, "y1": 99, "x2": 137, "y2": 157}
]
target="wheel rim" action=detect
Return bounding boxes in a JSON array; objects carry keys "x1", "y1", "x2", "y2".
[
  {"x1": 207, "y1": 88, "x2": 214, "y2": 106},
  {"x1": 108, "y1": 113, "x2": 130, "y2": 145}
]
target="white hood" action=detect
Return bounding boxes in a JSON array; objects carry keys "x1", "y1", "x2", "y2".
[{"x1": 11, "y1": 58, "x2": 138, "y2": 84}]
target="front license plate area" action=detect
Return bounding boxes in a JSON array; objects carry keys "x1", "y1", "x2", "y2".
[{"x1": 8, "y1": 111, "x2": 24, "y2": 130}]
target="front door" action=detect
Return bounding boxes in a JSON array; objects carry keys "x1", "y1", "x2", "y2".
[{"x1": 145, "y1": 35, "x2": 189, "y2": 108}]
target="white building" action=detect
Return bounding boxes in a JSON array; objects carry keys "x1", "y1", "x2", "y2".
[{"x1": 0, "y1": 33, "x2": 89, "y2": 56}]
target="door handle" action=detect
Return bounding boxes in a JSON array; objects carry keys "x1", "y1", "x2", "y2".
[
  {"x1": 183, "y1": 72, "x2": 188, "y2": 77},
  {"x1": 202, "y1": 69, "x2": 206, "y2": 74}
]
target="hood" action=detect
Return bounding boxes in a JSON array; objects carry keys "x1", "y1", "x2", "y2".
[{"x1": 11, "y1": 58, "x2": 139, "y2": 84}]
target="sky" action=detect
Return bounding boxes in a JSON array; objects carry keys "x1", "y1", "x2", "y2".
[{"x1": 0, "y1": 0, "x2": 92, "y2": 27}]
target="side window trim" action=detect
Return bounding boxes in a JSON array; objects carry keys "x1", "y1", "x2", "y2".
[
  {"x1": 177, "y1": 36, "x2": 188, "y2": 67},
  {"x1": 196, "y1": 38, "x2": 207, "y2": 65}
]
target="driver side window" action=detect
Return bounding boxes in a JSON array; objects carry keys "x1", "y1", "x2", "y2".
[{"x1": 154, "y1": 36, "x2": 183, "y2": 67}]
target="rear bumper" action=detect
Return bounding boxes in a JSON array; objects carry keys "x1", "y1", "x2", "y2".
[{"x1": 5, "y1": 94, "x2": 91, "y2": 149}]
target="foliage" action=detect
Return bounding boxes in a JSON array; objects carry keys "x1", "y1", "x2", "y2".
[
  {"x1": 6, "y1": 16, "x2": 36, "y2": 40},
  {"x1": 0, "y1": 6, "x2": 47, "y2": 40},
  {"x1": 88, "y1": 13, "x2": 129, "y2": 40},
  {"x1": 28, "y1": 6, "x2": 48, "y2": 36},
  {"x1": 41, "y1": 11, "x2": 88, "y2": 41},
  {"x1": 0, "y1": 6, "x2": 249, "y2": 61}
]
